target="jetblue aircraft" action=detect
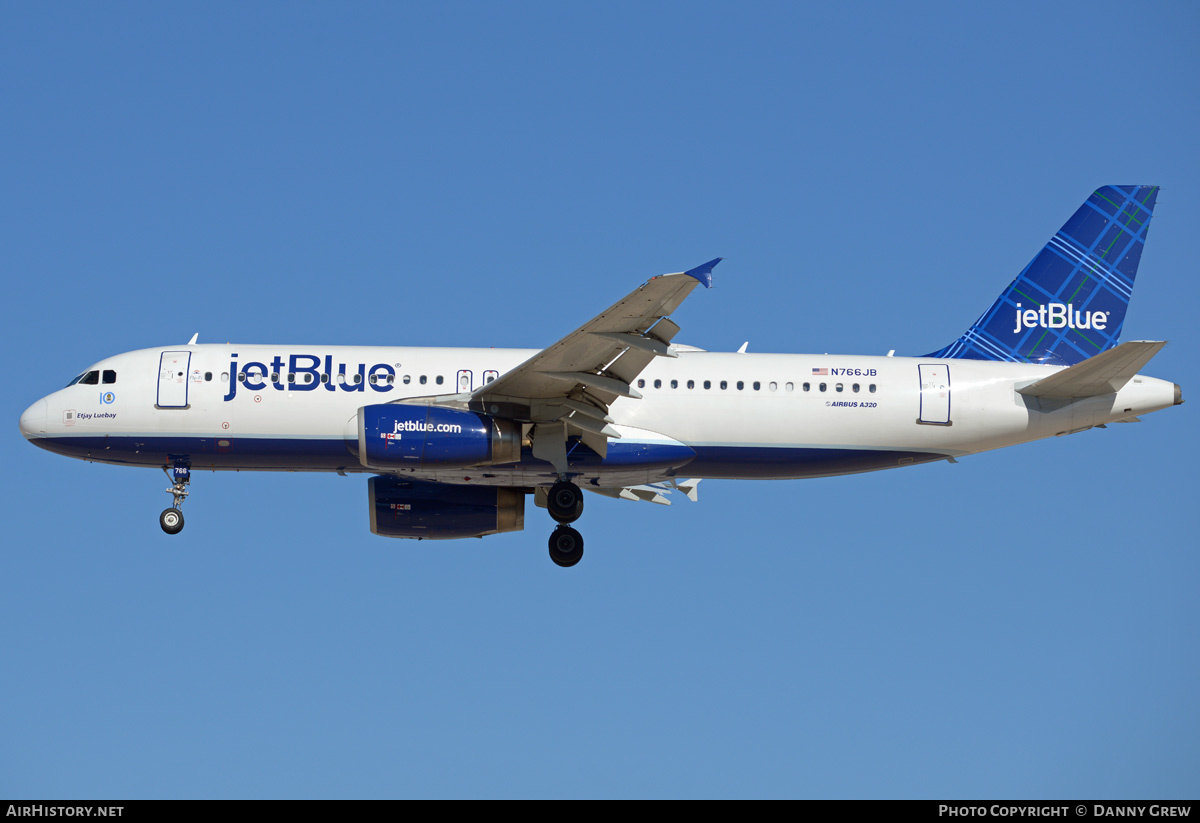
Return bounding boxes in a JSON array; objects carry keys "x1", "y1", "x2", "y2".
[{"x1": 19, "y1": 186, "x2": 1181, "y2": 566}]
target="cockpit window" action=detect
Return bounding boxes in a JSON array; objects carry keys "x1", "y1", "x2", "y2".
[
  {"x1": 103, "y1": 370, "x2": 117, "y2": 384},
  {"x1": 79, "y1": 371, "x2": 100, "y2": 385},
  {"x1": 66, "y1": 372, "x2": 86, "y2": 387}
]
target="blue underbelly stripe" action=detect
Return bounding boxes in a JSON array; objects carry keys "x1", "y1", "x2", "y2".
[{"x1": 28, "y1": 434, "x2": 945, "y2": 478}]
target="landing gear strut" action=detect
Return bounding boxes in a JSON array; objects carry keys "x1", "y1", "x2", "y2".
[
  {"x1": 545, "y1": 480, "x2": 585, "y2": 566},
  {"x1": 160, "y1": 464, "x2": 190, "y2": 535}
]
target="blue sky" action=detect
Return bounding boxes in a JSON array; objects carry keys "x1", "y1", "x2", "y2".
[{"x1": 3, "y1": 1, "x2": 1197, "y2": 799}]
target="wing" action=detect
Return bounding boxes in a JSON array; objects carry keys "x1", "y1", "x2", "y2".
[{"x1": 471, "y1": 259, "x2": 720, "y2": 468}]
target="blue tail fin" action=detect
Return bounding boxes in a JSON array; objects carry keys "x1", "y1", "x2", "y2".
[{"x1": 925, "y1": 185, "x2": 1159, "y2": 366}]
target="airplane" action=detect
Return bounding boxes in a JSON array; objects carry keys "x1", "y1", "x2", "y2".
[{"x1": 18, "y1": 185, "x2": 1182, "y2": 567}]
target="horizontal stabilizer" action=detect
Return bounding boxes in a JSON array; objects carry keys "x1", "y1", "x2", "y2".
[
  {"x1": 1017, "y1": 340, "x2": 1166, "y2": 399},
  {"x1": 672, "y1": 477, "x2": 701, "y2": 502}
]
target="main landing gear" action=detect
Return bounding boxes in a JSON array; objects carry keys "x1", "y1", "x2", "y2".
[
  {"x1": 160, "y1": 464, "x2": 190, "y2": 535},
  {"x1": 549, "y1": 525, "x2": 584, "y2": 568},
  {"x1": 546, "y1": 480, "x2": 585, "y2": 567}
]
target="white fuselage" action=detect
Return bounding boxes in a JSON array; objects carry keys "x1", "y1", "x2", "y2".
[{"x1": 19, "y1": 343, "x2": 1179, "y2": 487}]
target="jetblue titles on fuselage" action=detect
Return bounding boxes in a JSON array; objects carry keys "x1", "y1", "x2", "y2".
[{"x1": 223, "y1": 353, "x2": 397, "y2": 401}]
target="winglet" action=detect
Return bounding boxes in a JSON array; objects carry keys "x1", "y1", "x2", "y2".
[{"x1": 683, "y1": 258, "x2": 722, "y2": 288}]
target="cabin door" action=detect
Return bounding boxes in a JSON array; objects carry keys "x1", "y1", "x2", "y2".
[{"x1": 158, "y1": 351, "x2": 191, "y2": 408}]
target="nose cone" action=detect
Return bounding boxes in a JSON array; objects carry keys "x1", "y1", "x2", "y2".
[{"x1": 19, "y1": 399, "x2": 47, "y2": 439}]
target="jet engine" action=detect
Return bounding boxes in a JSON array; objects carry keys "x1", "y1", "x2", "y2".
[
  {"x1": 368, "y1": 476, "x2": 525, "y2": 539},
  {"x1": 356, "y1": 404, "x2": 520, "y2": 469}
]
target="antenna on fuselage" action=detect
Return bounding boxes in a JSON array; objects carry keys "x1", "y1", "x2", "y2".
[
  {"x1": 736, "y1": 342, "x2": 749, "y2": 354},
  {"x1": 186, "y1": 333, "x2": 199, "y2": 346}
]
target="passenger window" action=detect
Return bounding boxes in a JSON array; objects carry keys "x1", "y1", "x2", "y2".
[
  {"x1": 835, "y1": 383, "x2": 843, "y2": 392},
  {"x1": 103, "y1": 370, "x2": 117, "y2": 384},
  {"x1": 205, "y1": 372, "x2": 212, "y2": 382},
  {"x1": 354, "y1": 374, "x2": 362, "y2": 384},
  {"x1": 638, "y1": 379, "x2": 645, "y2": 388},
  {"x1": 287, "y1": 373, "x2": 295, "y2": 383},
  {"x1": 670, "y1": 379, "x2": 678, "y2": 389},
  {"x1": 703, "y1": 380, "x2": 711, "y2": 390},
  {"x1": 819, "y1": 383, "x2": 827, "y2": 392},
  {"x1": 803, "y1": 382, "x2": 810, "y2": 392},
  {"x1": 321, "y1": 374, "x2": 329, "y2": 384},
  {"x1": 271, "y1": 372, "x2": 280, "y2": 382},
  {"x1": 403, "y1": 375, "x2": 411, "y2": 384},
  {"x1": 654, "y1": 379, "x2": 662, "y2": 389},
  {"x1": 785, "y1": 382, "x2": 793, "y2": 392},
  {"x1": 720, "y1": 380, "x2": 727, "y2": 390},
  {"x1": 419, "y1": 375, "x2": 427, "y2": 385},
  {"x1": 852, "y1": 383, "x2": 860, "y2": 393},
  {"x1": 336, "y1": 374, "x2": 346, "y2": 385},
  {"x1": 769, "y1": 382, "x2": 777, "y2": 392},
  {"x1": 304, "y1": 374, "x2": 313, "y2": 384},
  {"x1": 369, "y1": 374, "x2": 378, "y2": 384},
  {"x1": 238, "y1": 373, "x2": 246, "y2": 383},
  {"x1": 387, "y1": 375, "x2": 394, "y2": 384},
  {"x1": 687, "y1": 380, "x2": 694, "y2": 389},
  {"x1": 221, "y1": 372, "x2": 230, "y2": 383},
  {"x1": 753, "y1": 381, "x2": 760, "y2": 391},
  {"x1": 736, "y1": 381, "x2": 744, "y2": 390},
  {"x1": 436, "y1": 376, "x2": 444, "y2": 385},
  {"x1": 869, "y1": 384, "x2": 877, "y2": 393}
]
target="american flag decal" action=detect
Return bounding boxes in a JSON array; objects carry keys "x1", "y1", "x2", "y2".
[{"x1": 812, "y1": 368, "x2": 828, "y2": 375}]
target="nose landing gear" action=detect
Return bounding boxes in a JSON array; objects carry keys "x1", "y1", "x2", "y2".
[
  {"x1": 159, "y1": 507, "x2": 184, "y2": 535},
  {"x1": 545, "y1": 479, "x2": 585, "y2": 567},
  {"x1": 160, "y1": 464, "x2": 190, "y2": 535}
]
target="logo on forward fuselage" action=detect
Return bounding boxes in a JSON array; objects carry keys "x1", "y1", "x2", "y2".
[{"x1": 222, "y1": 354, "x2": 397, "y2": 402}]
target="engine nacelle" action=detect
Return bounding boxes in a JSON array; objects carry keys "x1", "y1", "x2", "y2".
[
  {"x1": 368, "y1": 476, "x2": 525, "y2": 539},
  {"x1": 357, "y1": 404, "x2": 520, "y2": 469}
]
